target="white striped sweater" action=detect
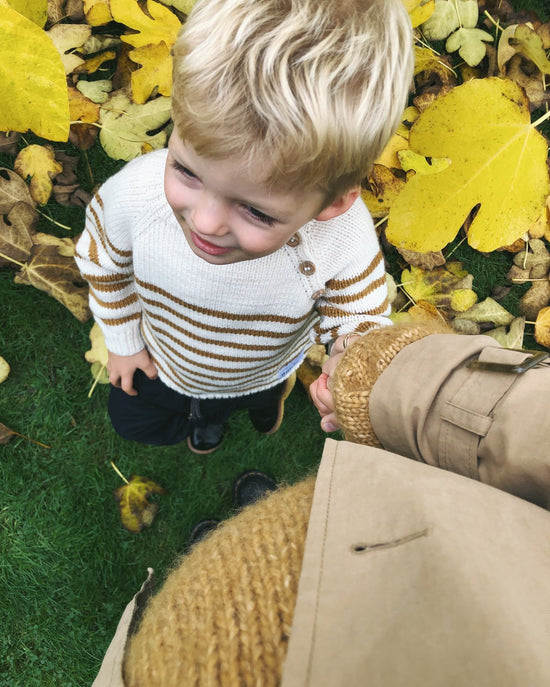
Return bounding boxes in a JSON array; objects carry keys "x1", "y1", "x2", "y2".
[{"x1": 75, "y1": 149, "x2": 390, "y2": 399}]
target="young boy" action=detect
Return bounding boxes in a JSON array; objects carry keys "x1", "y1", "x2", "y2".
[{"x1": 75, "y1": 0, "x2": 414, "y2": 454}]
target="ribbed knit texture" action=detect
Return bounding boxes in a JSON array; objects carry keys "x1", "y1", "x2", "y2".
[
  {"x1": 123, "y1": 477, "x2": 315, "y2": 687},
  {"x1": 75, "y1": 149, "x2": 390, "y2": 399},
  {"x1": 332, "y1": 321, "x2": 451, "y2": 445}
]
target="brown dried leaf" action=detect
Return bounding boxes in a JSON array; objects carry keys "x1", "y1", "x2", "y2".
[
  {"x1": 13, "y1": 244, "x2": 91, "y2": 322},
  {"x1": 518, "y1": 279, "x2": 550, "y2": 320},
  {"x1": 114, "y1": 475, "x2": 165, "y2": 534},
  {"x1": 0, "y1": 202, "x2": 38, "y2": 266},
  {"x1": 513, "y1": 239, "x2": 550, "y2": 279},
  {"x1": 0, "y1": 168, "x2": 36, "y2": 213},
  {"x1": 0, "y1": 422, "x2": 16, "y2": 445},
  {"x1": 361, "y1": 165, "x2": 406, "y2": 219},
  {"x1": 396, "y1": 247, "x2": 446, "y2": 269}
]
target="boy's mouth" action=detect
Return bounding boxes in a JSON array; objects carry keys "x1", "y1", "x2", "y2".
[{"x1": 190, "y1": 231, "x2": 233, "y2": 256}]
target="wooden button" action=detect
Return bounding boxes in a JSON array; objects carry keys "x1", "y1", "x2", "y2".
[
  {"x1": 287, "y1": 234, "x2": 301, "y2": 247},
  {"x1": 299, "y1": 261, "x2": 316, "y2": 276}
]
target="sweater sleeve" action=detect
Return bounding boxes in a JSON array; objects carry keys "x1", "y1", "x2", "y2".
[
  {"x1": 311, "y1": 201, "x2": 391, "y2": 343},
  {"x1": 75, "y1": 183, "x2": 145, "y2": 356}
]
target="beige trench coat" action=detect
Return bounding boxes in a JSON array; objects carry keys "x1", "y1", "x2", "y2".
[{"x1": 93, "y1": 439, "x2": 550, "y2": 686}]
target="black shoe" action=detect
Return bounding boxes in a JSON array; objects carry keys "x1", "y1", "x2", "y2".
[
  {"x1": 187, "y1": 424, "x2": 225, "y2": 454},
  {"x1": 248, "y1": 379, "x2": 290, "y2": 434},
  {"x1": 188, "y1": 518, "x2": 220, "y2": 546},
  {"x1": 232, "y1": 470, "x2": 277, "y2": 508}
]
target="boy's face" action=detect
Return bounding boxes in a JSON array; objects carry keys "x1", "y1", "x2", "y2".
[{"x1": 164, "y1": 133, "x2": 327, "y2": 265}]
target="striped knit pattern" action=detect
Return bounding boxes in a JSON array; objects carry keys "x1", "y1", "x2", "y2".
[
  {"x1": 123, "y1": 477, "x2": 315, "y2": 687},
  {"x1": 75, "y1": 149, "x2": 390, "y2": 398}
]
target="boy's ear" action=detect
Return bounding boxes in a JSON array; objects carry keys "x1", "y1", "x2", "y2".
[{"x1": 315, "y1": 187, "x2": 360, "y2": 221}]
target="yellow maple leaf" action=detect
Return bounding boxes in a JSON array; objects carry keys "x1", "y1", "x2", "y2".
[
  {"x1": 114, "y1": 474, "x2": 165, "y2": 533},
  {"x1": 82, "y1": 0, "x2": 113, "y2": 26},
  {"x1": 129, "y1": 42, "x2": 173, "y2": 104},
  {"x1": 401, "y1": 0, "x2": 435, "y2": 28},
  {"x1": 110, "y1": 0, "x2": 181, "y2": 49},
  {"x1": 386, "y1": 78, "x2": 550, "y2": 253},
  {"x1": 0, "y1": 0, "x2": 69, "y2": 141},
  {"x1": 14, "y1": 145, "x2": 63, "y2": 205}
]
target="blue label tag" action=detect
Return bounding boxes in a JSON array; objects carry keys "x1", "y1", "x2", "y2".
[{"x1": 278, "y1": 350, "x2": 306, "y2": 378}]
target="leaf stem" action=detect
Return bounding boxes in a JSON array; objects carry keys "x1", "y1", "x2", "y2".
[
  {"x1": 0, "y1": 251, "x2": 26, "y2": 268},
  {"x1": 110, "y1": 461, "x2": 129, "y2": 484},
  {"x1": 9, "y1": 429, "x2": 50, "y2": 449},
  {"x1": 36, "y1": 209, "x2": 72, "y2": 231},
  {"x1": 531, "y1": 109, "x2": 550, "y2": 128},
  {"x1": 87, "y1": 363, "x2": 107, "y2": 398}
]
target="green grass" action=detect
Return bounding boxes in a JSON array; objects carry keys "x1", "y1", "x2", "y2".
[{"x1": 0, "y1": 268, "x2": 326, "y2": 685}]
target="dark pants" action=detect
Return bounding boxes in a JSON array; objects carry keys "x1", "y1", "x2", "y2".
[{"x1": 108, "y1": 370, "x2": 286, "y2": 446}]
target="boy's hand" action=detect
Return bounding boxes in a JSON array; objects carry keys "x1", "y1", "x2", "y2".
[
  {"x1": 309, "y1": 351, "x2": 343, "y2": 433},
  {"x1": 309, "y1": 333, "x2": 360, "y2": 432},
  {"x1": 107, "y1": 349, "x2": 158, "y2": 396}
]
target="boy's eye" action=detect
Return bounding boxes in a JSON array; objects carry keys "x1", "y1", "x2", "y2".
[
  {"x1": 243, "y1": 205, "x2": 276, "y2": 227},
  {"x1": 172, "y1": 160, "x2": 198, "y2": 180}
]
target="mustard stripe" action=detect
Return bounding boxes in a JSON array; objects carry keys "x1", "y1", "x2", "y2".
[
  {"x1": 89, "y1": 196, "x2": 132, "y2": 258},
  {"x1": 102, "y1": 312, "x2": 141, "y2": 326},
  {"x1": 90, "y1": 291, "x2": 139, "y2": 310},
  {"x1": 136, "y1": 277, "x2": 310, "y2": 325},
  {"x1": 325, "y1": 275, "x2": 386, "y2": 305},
  {"x1": 325, "y1": 251, "x2": 383, "y2": 290},
  {"x1": 141, "y1": 295, "x2": 297, "y2": 339}
]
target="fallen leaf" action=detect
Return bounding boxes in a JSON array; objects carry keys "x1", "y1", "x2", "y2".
[
  {"x1": 402, "y1": 0, "x2": 435, "y2": 27},
  {"x1": 512, "y1": 23, "x2": 550, "y2": 74},
  {"x1": 386, "y1": 78, "x2": 550, "y2": 253},
  {"x1": 14, "y1": 144, "x2": 63, "y2": 205},
  {"x1": 518, "y1": 280, "x2": 550, "y2": 320},
  {"x1": 110, "y1": 0, "x2": 181, "y2": 49},
  {"x1": 68, "y1": 86, "x2": 100, "y2": 150},
  {"x1": 513, "y1": 239, "x2": 550, "y2": 279},
  {"x1": 82, "y1": 0, "x2": 113, "y2": 25},
  {"x1": 484, "y1": 316, "x2": 525, "y2": 348},
  {"x1": 445, "y1": 26, "x2": 494, "y2": 66},
  {"x1": 0, "y1": 1, "x2": 70, "y2": 141},
  {"x1": 129, "y1": 41, "x2": 173, "y2": 104},
  {"x1": 397, "y1": 149, "x2": 451, "y2": 175},
  {"x1": 114, "y1": 474, "x2": 165, "y2": 533},
  {"x1": 0, "y1": 167, "x2": 36, "y2": 213},
  {"x1": 76, "y1": 79, "x2": 113, "y2": 104},
  {"x1": 361, "y1": 165, "x2": 406, "y2": 218},
  {"x1": 0, "y1": 422, "x2": 16, "y2": 445},
  {"x1": 0, "y1": 201, "x2": 38, "y2": 266},
  {"x1": 395, "y1": 247, "x2": 446, "y2": 269},
  {"x1": 534, "y1": 306, "x2": 550, "y2": 348},
  {"x1": 14, "y1": 244, "x2": 91, "y2": 322},
  {"x1": 400, "y1": 261, "x2": 477, "y2": 314},
  {"x1": 454, "y1": 296, "x2": 515, "y2": 327},
  {"x1": 84, "y1": 322, "x2": 109, "y2": 392},
  {"x1": 99, "y1": 90, "x2": 172, "y2": 161},
  {"x1": 8, "y1": 0, "x2": 47, "y2": 25},
  {"x1": 47, "y1": 23, "x2": 91, "y2": 74},
  {"x1": 0, "y1": 356, "x2": 10, "y2": 383}
]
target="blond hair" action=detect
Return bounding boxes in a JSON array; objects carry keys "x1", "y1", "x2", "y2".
[{"x1": 171, "y1": 0, "x2": 413, "y2": 200}]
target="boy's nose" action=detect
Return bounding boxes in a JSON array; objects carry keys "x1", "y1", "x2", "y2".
[{"x1": 190, "y1": 193, "x2": 229, "y2": 237}]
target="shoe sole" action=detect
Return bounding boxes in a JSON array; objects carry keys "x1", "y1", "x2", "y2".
[
  {"x1": 186, "y1": 435, "x2": 223, "y2": 455},
  {"x1": 261, "y1": 376, "x2": 294, "y2": 435}
]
